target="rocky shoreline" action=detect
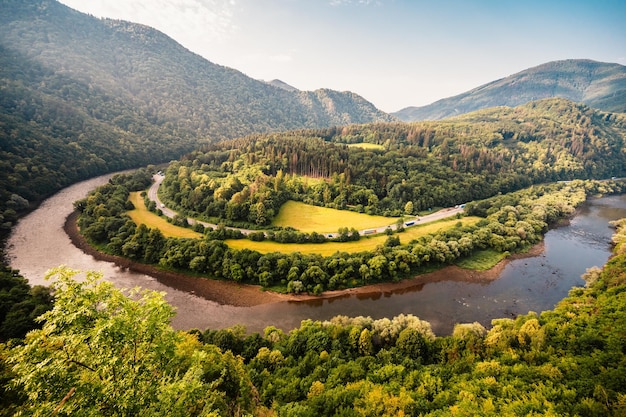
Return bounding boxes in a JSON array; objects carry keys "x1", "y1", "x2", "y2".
[{"x1": 64, "y1": 210, "x2": 544, "y2": 307}]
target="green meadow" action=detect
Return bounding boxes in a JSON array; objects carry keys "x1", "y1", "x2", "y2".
[
  {"x1": 346, "y1": 143, "x2": 385, "y2": 150},
  {"x1": 227, "y1": 216, "x2": 482, "y2": 255},
  {"x1": 272, "y1": 200, "x2": 398, "y2": 233},
  {"x1": 127, "y1": 192, "x2": 203, "y2": 239},
  {"x1": 128, "y1": 195, "x2": 481, "y2": 256},
  {"x1": 454, "y1": 248, "x2": 508, "y2": 270}
]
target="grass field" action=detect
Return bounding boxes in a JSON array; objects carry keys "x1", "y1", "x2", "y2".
[
  {"x1": 127, "y1": 192, "x2": 203, "y2": 239},
  {"x1": 272, "y1": 201, "x2": 398, "y2": 233},
  {"x1": 227, "y1": 216, "x2": 482, "y2": 255},
  {"x1": 347, "y1": 143, "x2": 385, "y2": 150},
  {"x1": 127, "y1": 193, "x2": 482, "y2": 257}
]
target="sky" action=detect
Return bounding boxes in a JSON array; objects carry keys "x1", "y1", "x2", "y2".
[{"x1": 58, "y1": 0, "x2": 626, "y2": 113}]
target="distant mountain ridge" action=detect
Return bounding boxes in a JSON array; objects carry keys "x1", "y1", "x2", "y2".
[
  {"x1": 0, "y1": 0, "x2": 393, "y2": 143},
  {"x1": 0, "y1": 0, "x2": 393, "y2": 231},
  {"x1": 265, "y1": 79, "x2": 300, "y2": 92},
  {"x1": 393, "y1": 60, "x2": 626, "y2": 121}
]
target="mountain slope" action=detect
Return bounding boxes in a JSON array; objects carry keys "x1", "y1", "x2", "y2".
[
  {"x1": 161, "y1": 98, "x2": 626, "y2": 225},
  {"x1": 265, "y1": 79, "x2": 300, "y2": 92},
  {"x1": 0, "y1": 0, "x2": 393, "y2": 226},
  {"x1": 394, "y1": 60, "x2": 626, "y2": 121},
  {"x1": 0, "y1": 0, "x2": 393, "y2": 138}
]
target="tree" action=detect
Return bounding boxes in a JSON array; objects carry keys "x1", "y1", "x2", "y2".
[
  {"x1": 254, "y1": 201, "x2": 267, "y2": 225},
  {"x1": 0, "y1": 266, "x2": 53, "y2": 342},
  {"x1": 396, "y1": 328, "x2": 427, "y2": 359},
  {"x1": 8, "y1": 267, "x2": 258, "y2": 416},
  {"x1": 358, "y1": 328, "x2": 374, "y2": 356}
]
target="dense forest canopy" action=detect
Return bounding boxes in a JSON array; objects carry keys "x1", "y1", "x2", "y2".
[
  {"x1": 159, "y1": 99, "x2": 626, "y2": 226},
  {"x1": 394, "y1": 59, "x2": 626, "y2": 121}
]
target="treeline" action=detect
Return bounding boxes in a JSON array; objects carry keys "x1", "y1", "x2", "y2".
[
  {"x1": 77, "y1": 169, "x2": 626, "y2": 294},
  {"x1": 3, "y1": 218, "x2": 626, "y2": 415},
  {"x1": 0, "y1": 0, "x2": 393, "y2": 239},
  {"x1": 160, "y1": 99, "x2": 626, "y2": 225},
  {"x1": 0, "y1": 264, "x2": 53, "y2": 342}
]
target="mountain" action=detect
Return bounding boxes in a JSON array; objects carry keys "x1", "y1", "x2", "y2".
[
  {"x1": 0, "y1": 0, "x2": 395, "y2": 239},
  {"x1": 0, "y1": 0, "x2": 393, "y2": 231},
  {"x1": 265, "y1": 79, "x2": 300, "y2": 92},
  {"x1": 393, "y1": 59, "x2": 626, "y2": 121},
  {"x1": 0, "y1": 0, "x2": 393, "y2": 137}
]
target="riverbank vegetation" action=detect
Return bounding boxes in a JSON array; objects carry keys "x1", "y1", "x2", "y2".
[
  {"x1": 3, "y1": 217, "x2": 626, "y2": 415},
  {"x1": 75, "y1": 166, "x2": 626, "y2": 294}
]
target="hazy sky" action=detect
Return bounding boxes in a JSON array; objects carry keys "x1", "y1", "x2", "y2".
[{"x1": 59, "y1": 0, "x2": 626, "y2": 112}]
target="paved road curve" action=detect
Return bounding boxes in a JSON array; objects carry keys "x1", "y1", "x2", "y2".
[{"x1": 147, "y1": 174, "x2": 465, "y2": 236}]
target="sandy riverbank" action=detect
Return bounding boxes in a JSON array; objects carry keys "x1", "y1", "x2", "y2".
[{"x1": 65, "y1": 211, "x2": 544, "y2": 307}]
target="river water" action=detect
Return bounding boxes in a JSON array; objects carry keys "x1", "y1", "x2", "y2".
[{"x1": 6, "y1": 174, "x2": 626, "y2": 335}]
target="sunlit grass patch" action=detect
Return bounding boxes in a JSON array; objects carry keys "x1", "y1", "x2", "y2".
[
  {"x1": 347, "y1": 143, "x2": 385, "y2": 150},
  {"x1": 226, "y1": 235, "x2": 387, "y2": 256},
  {"x1": 127, "y1": 192, "x2": 203, "y2": 239},
  {"x1": 227, "y1": 216, "x2": 482, "y2": 255},
  {"x1": 272, "y1": 201, "x2": 397, "y2": 233},
  {"x1": 401, "y1": 216, "x2": 481, "y2": 241}
]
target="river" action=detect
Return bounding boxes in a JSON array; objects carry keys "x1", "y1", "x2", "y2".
[{"x1": 6, "y1": 174, "x2": 626, "y2": 335}]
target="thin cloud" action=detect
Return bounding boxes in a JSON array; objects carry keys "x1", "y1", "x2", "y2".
[
  {"x1": 269, "y1": 54, "x2": 293, "y2": 63},
  {"x1": 62, "y1": 0, "x2": 239, "y2": 43},
  {"x1": 329, "y1": 0, "x2": 384, "y2": 6}
]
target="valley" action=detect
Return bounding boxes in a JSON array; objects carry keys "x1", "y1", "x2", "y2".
[
  {"x1": 7, "y1": 171, "x2": 626, "y2": 337},
  {"x1": 2, "y1": 1, "x2": 626, "y2": 415}
]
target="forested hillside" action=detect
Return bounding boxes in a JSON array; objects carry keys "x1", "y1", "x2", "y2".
[
  {"x1": 394, "y1": 59, "x2": 626, "y2": 121},
  {"x1": 0, "y1": 0, "x2": 392, "y2": 135},
  {"x1": 73, "y1": 99, "x2": 626, "y2": 295},
  {"x1": 0, "y1": 0, "x2": 392, "y2": 235},
  {"x1": 161, "y1": 99, "x2": 626, "y2": 225}
]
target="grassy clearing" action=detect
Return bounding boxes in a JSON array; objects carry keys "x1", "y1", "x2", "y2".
[
  {"x1": 297, "y1": 176, "x2": 325, "y2": 186},
  {"x1": 127, "y1": 192, "x2": 203, "y2": 239},
  {"x1": 347, "y1": 143, "x2": 385, "y2": 150},
  {"x1": 227, "y1": 216, "x2": 482, "y2": 255},
  {"x1": 272, "y1": 201, "x2": 398, "y2": 233},
  {"x1": 455, "y1": 249, "x2": 507, "y2": 270},
  {"x1": 400, "y1": 216, "x2": 480, "y2": 241},
  {"x1": 227, "y1": 235, "x2": 386, "y2": 256}
]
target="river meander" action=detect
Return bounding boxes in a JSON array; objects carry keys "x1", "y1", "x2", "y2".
[{"x1": 6, "y1": 173, "x2": 626, "y2": 335}]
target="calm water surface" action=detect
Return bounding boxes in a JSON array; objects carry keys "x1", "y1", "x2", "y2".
[{"x1": 7, "y1": 174, "x2": 626, "y2": 335}]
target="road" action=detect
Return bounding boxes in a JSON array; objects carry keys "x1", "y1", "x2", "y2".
[
  {"x1": 149, "y1": 174, "x2": 256, "y2": 234},
  {"x1": 147, "y1": 174, "x2": 465, "y2": 237}
]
